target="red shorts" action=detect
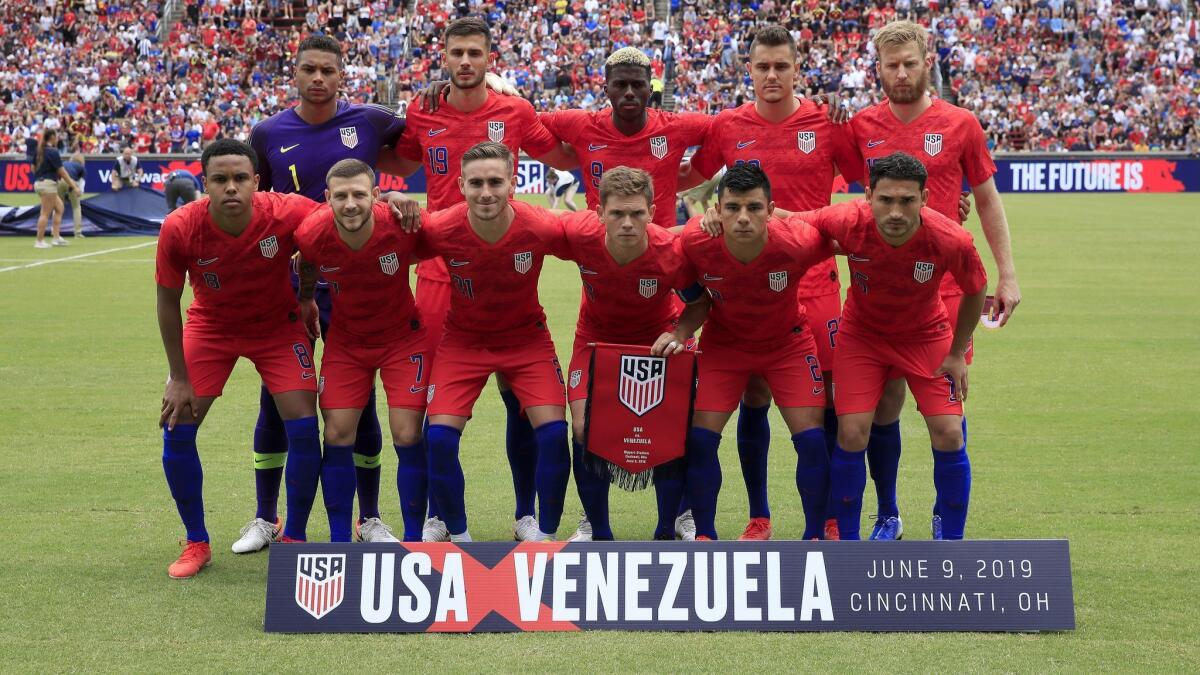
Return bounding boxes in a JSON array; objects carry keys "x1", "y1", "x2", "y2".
[
  {"x1": 183, "y1": 324, "x2": 317, "y2": 398},
  {"x1": 415, "y1": 276, "x2": 451, "y2": 348},
  {"x1": 834, "y1": 328, "x2": 962, "y2": 417},
  {"x1": 318, "y1": 330, "x2": 431, "y2": 410},
  {"x1": 427, "y1": 331, "x2": 566, "y2": 417},
  {"x1": 695, "y1": 331, "x2": 826, "y2": 412},
  {"x1": 939, "y1": 293, "x2": 974, "y2": 364},
  {"x1": 800, "y1": 291, "x2": 841, "y2": 373}
]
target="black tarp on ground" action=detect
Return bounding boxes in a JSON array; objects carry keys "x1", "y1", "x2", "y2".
[{"x1": 0, "y1": 187, "x2": 171, "y2": 236}]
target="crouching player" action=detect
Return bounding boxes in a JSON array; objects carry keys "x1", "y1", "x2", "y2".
[
  {"x1": 653, "y1": 164, "x2": 834, "y2": 541},
  {"x1": 796, "y1": 152, "x2": 987, "y2": 540},
  {"x1": 295, "y1": 159, "x2": 429, "y2": 542}
]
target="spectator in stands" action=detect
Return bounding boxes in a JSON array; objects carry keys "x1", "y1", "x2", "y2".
[
  {"x1": 31, "y1": 129, "x2": 79, "y2": 249},
  {"x1": 111, "y1": 147, "x2": 143, "y2": 190}
]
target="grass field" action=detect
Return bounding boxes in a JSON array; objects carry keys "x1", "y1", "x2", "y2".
[{"x1": 1, "y1": 192, "x2": 1197, "y2": 671}]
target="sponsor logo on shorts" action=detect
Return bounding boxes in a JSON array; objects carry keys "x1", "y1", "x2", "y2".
[
  {"x1": 259, "y1": 235, "x2": 279, "y2": 259},
  {"x1": 797, "y1": 131, "x2": 816, "y2": 154},
  {"x1": 650, "y1": 135, "x2": 668, "y2": 159},
  {"x1": 379, "y1": 252, "x2": 399, "y2": 276},
  {"x1": 340, "y1": 126, "x2": 359, "y2": 149},
  {"x1": 588, "y1": 144, "x2": 608, "y2": 151},
  {"x1": 488, "y1": 121, "x2": 505, "y2": 142},
  {"x1": 197, "y1": 257, "x2": 219, "y2": 266},
  {"x1": 914, "y1": 261, "x2": 935, "y2": 284},
  {"x1": 618, "y1": 355, "x2": 666, "y2": 417},
  {"x1": 812, "y1": 386, "x2": 824, "y2": 396},
  {"x1": 295, "y1": 553, "x2": 345, "y2": 620},
  {"x1": 569, "y1": 369, "x2": 582, "y2": 388},
  {"x1": 301, "y1": 372, "x2": 315, "y2": 380},
  {"x1": 409, "y1": 385, "x2": 427, "y2": 394},
  {"x1": 513, "y1": 251, "x2": 533, "y2": 275},
  {"x1": 924, "y1": 133, "x2": 943, "y2": 157}
]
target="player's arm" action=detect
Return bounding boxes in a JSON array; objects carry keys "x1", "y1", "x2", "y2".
[
  {"x1": 248, "y1": 123, "x2": 274, "y2": 191},
  {"x1": 156, "y1": 283, "x2": 196, "y2": 430},
  {"x1": 971, "y1": 177, "x2": 1019, "y2": 325},
  {"x1": 651, "y1": 291, "x2": 710, "y2": 356},
  {"x1": 530, "y1": 142, "x2": 579, "y2": 171},
  {"x1": 936, "y1": 286, "x2": 986, "y2": 403},
  {"x1": 295, "y1": 257, "x2": 321, "y2": 341},
  {"x1": 377, "y1": 151, "x2": 424, "y2": 178},
  {"x1": 380, "y1": 190, "x2": 422, "y2": 232},
  {"x1": 676, "y1": 160, "x2": 708, "y2": 192}
]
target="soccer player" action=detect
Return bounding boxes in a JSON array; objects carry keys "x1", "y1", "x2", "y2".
[
  {"x1": 654, "y1": 164, "x2": 835, "y2": 541},
  {"x1": 415, "y1": 142, "x2": 572, "y2": 543},
  {"x1": 241, "y1": 34, "x2": 411, "y2": 551},
  {"x1": 155, "y1": 139, "x2": 322, "y2": 578},
  {"x1": 794, "y1": 152, "x2": 987, "y2": 540},
  {"x1": 294, "y1": 159, "x2": 429, "y2": 542},
  {"x1": 681, "y1": 26, "x2": 861, "y2": 540},
  {"x1": 846, "y1": 21, "x2": 1020, "y2": 540},
  {"x1": 392, "y1": 17, "x2": 574, "y2": 542}
]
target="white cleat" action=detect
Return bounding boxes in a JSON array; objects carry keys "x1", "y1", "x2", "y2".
[
  {"x1": 674, "y1": 509, "x2": 697, "y2": 541},
  {"x1": 231, "y1": 517, "x2": 281, "y2": 553},
  {"x1": 449, "y1": 530, "x2": 473, "y2": 543},
  {"x1": 52, "y1": 237, "x2": 69, "y2": 246},
  {"x1": 34, "y1": 240, "x2": 51, "y2": 249},
  {"x1": 567, "y1": 515, "x2": 593, "y2": 542},
  {"x1": 513, "y1": 515, "x2": 542, "y2": 541},
  {"x1": 421, "y1": 517, "x2": 450, "y2": 542},
  {"x1": 356, "y1": 517, "x2": 400, "y2": 543}
]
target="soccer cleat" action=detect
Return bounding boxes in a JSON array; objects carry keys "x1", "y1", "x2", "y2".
[
  {"x1": 824, "y1": 518, "x2": 840, "y2": 541},
  {"x1": 512, "y1": 515, "x2": 541, "y2": 542},
  {"x1": 674, "y1": 509, "x2": 697, "y2": 541},
  {"x1": 738, "y1": 517, "x2": 773, "y2": 541},
  {"x1": 356, "y1": 517, "x2": 400, "y2": 543},
  {"x1": 231, "y1": 517, "x2": 282, "y2": 553},
  {"x1": 695, "y1": 535, "x2": 713, "y2": 541},
  {"x1": 52, "y1": 237, "x2": 69, "y2": 246},
  {"x1": 566, "y1": 515, "x2": 593, "y2": 542},
  {"x1": 74, "y1": 231, "x2": 85, "y2": 238},
  {"x1": 869, "y1": 516, "x2": 904, "y2": 541},
  {"x1": 277, "y1": 535, "x2": 305, "y2": 543},
  {"x1": 34, "y1": 240, "x2": 51, "y2": 249},
  {"x1": 931, "y1": 515, "x2": 944, "y2": 540},
  {"x1": 168, "y1": 540, "x2": 212, "y2": 579},
  {"x1": 449, "y1": 530, "x2": 473, "y2": 543},
  {"x1": 421, "y1": 517, "x2": 450, "y2": 543}
]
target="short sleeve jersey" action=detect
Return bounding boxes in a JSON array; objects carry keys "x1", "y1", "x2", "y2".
[
  {"x1": 414, "y1": 201, "x2": 565, "y2": 348},
  {"x1": 797, "y1": 201, "x2": 987, "y2": 342},
  {"x1": 689, "y1": 100, "x2": 861, "y2": 298},
  {"x1": 540, "y1": 108, "x2": 711, "y2": 229},
  {"x1": 679, "y1": 216, "x2": 833, "y2": 351},
  {"x1": 555, "y1": 210, "x2": 690, "y2": 343},
  {"x1": 155, "y1": 192, "x2": 317, "y2": 337},
  {"x1": 294, "y1": 202, "x2": 421, "y2": 345}
]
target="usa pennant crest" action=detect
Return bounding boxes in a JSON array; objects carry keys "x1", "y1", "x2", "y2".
[{"x1": 584, "y1": 343, "x2": 696, "y2": 490}]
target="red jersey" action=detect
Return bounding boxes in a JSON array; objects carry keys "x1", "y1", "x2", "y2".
[
  {"x1": 539, "y1": 108, "x2": 711, "y2": 229},
  {"x1": 796, "y1": 201, "x2": 987, "y2": 342},
  {"x1": 414, "y1": 201, "x2": 564, "y2": 348},
  {"x1": 396, "y1": 92, "x2": 560, "y2": 282},
  {"x1": 555, "y1": 210, "x2": 690, "y2": 343},
  {"x1": 679, "y1": 216, "x2": 833, "y2": 351},
  {"x1": 155, "y1": 192, "x2": 316, "y2": 337},
  {"x1": 294, "y1": 202, "x2": 421, "y2": 345},
  {"x1": 688, "y1": 100, "x2": 861, "y2": 298}
]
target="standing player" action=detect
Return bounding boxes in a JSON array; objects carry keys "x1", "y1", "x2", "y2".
[
  {"x1": 295, "y1": 159, "x2": 429, "y2": 542},
  {"x1": 392, "y1": 17, "x2": 574, "y2": 542},
  {"x1": 795, "y1": 152, "x2": 987, "y2": 540},
  {"x1": 155, "y1": 140, "x2": 322, "y2": 578},
  {"x1": 654, "y1": 164, "x2": 835, "y2": 541},
  {"x1": 241, "y1": 34, "x2": 411, "y2": 551},
  {"x1": 846, "y1": 21, "x2": 1020, "y2": 540}
]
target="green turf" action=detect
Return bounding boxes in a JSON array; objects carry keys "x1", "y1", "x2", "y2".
[{"x1": 0, "y1": 192, "x2": 1197, "y2": 671}]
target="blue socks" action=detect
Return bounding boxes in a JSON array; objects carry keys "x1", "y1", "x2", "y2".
[
  {"x1": 353, "y1": 388, "x2": 384, "y2": 520},
  {"x1": 282, "y1": 416, "x2": 322, "y2": 541},
  {"x1": 252, "y1": 385, "x2": 286, "y2": 522},
  {"x1": 653, "y1": 459, "x2": 686, "y2": 539},
  {"x1": 321, "y1": 443, "x2": 356, "y2": 542},
  {"x1": 163, "y1": 423, "x2": 208, "y2": 543},
  {"x1": 427, "y1": 424, "x2": 467, "y2": 534},
  {"x1": 867, "y1": 420, "x2": 902, "y2": 519},
  {"x1": 933, "y1": 446, "x2": 971, "y2": 540},
  {"x1": 501, "y1": 389, "x2": 538, "y2": 519},
  {"x1": 572, "y1": 439, "x2": 613, "y2": 540},
  {"x1": 686, "y1": 427, "x2": 723, "y2": 540},
  {"x1": 423, "y1": 417, "x2": 441, "y2": 520},
  {"x1": 394, "y1": 442, "x2": 428, "y2": 541},
  {"x1": 735, "y1": 402, "x2": 771, "y2": 519},
  {"x1": 534, "y1": 421, "x2": 571, "y2": 535},
  {"x1": 830, "y1": 445, "x2": 867, "y2": 540},
  {"x1": 793, "y1": 429, "x2": 830, "y2": 540}
]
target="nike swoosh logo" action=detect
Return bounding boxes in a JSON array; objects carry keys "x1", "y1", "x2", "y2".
[
  {"x1": 448, "y1": 259, "x2": 470, "y2": 267},
  {"x1": 578, "y1": 266, "x2": 599, "y2": 275},
  {"x1": 588, "y1": 144, "x2": 608, "y2": 151},
  {"x1": 254, "y1": 458, "x2": 274, "y2": 466},
  {"x1": 319, "y1": 265, "x2": 341, "y2": 273},
  {"x1": 359, "y1": 457, "x2": 381, "y2": 467},
  {"x1": 280, "y1": 144, "x2": 300, "y2": 153},
  {"x1": 812, "y1": 387, "x2": 825, "y2": 396},
  {"x1": 848, "y1": 255, "x2": 870, "y2": 262},
  {"x1": 703, "y1": 273, "x2": 723, "y2": 281},
  {"x1": 428, "y1": 128, "x2": 448, "y2": 136},
  {"x1": 866, "y1": 140, "x2": 886, "y2": 148},
  {"x1": 736, "y1": 140, "x2": 756, "y2": 149},
  {"x1": 301, "y1": 372, "x2": 315, "y2": 379},
  {"x1": 197, "y1": 257, "x2": 219, "y2": 266},
  {"x1": 409, "y1": 385, "x2": 428, "y2": 394}
]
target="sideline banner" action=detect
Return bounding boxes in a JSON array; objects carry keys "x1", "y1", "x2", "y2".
[{"x1": 264, "y1": 540, "x2": 1075, "y2": 633}]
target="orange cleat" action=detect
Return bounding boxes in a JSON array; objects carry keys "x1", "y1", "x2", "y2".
[
  {"x1": 738, "y1": 517, "x2": 773, "y2": 541},
  {"x1": 824, "y1": 518, "x2": 840, "y2": 541},
  {"x1": 168, "y1": 540, "x2": 212, "y2": 579},
  {"x1": 277, "y1": 535, "x2": 305, "y2": 543},
  {"x1": 696, "y1": 535, "x2": 714, "y2": 541}
]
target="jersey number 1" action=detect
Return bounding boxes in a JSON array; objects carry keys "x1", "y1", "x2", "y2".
[{"x1": 289, "y1": 164, "x2": 300, "y2": 191}]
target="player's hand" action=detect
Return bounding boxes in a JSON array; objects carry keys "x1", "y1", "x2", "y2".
[
  {"x1": 994, "y1": 275, "x2": 1021, "y2": 326},
  {"x1": 650, "y1": 332, "x2": 688, "y2": 356},
  {"x1": 161, "y1": 377, "x2": 197, "y2": 431},
  {"x1": 700, "y1": 206, "x2": 722, "y2": 237},
  {"x1": 813, "y1": 93, "x2": 852, "y2": 124},
  {"x1": 935, "y1": 352, "x2": 969, "y2": 403},
  {"x1": 419, "y1": 80, "x2": 450, "y2": 112},
  {"x1": 385, "y1": 192, "x2": 422, "y2": 232},
  {"x1": 484, "y1": 72, "x2": 518, "y2": 96},
  {"x1": 958, "y1": 191, "x2": 973, "y2": 221},
  {"x1": 299, "y1": 298, "x2": 320, "y2": 341}
]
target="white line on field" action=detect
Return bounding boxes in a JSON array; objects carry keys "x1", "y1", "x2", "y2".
[{"x1": 0, "y1": 241, "x2": 157, "y2": 273}]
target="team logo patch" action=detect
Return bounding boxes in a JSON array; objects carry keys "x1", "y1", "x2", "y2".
[
  {"x1": 379, "y1": 252, "x2": 399, "y2": 276},
  {"x1": 488, "y1": 120, "x2": 505, "y2": 142},
  {"x1": 797, "y1": 131, "x2": 816, "y2": 154},
  {"x1": 202, "y1": 271, "x2": 220, "y2": 290},
  {"x1": 924, "y1": 133, "x2": 943, "y2": 157},
  {"x1": 294, "y1": 554, "x2": 345, "y2": 620},
  {"x1": 768, "y1": 271, "x2": 788, "y2": 292},
  {"x1": 339, "y1": 126, "x2": 359, "y2": 149},
  {"x1": 513, "y1": 251, "x2": 532, "y2": 274},
  {"x1": 569, "y1": 369, "x2": 582, "y2": 388},
  {"x1": 426, "y1": 384, "x2": 435, "y2": 404},
  {"x1": 259, "y1": 235, "x2": 279, "y2": 259},
  {"x1": 914, "y1": 261, "x2": 935, "y2": 284},
  {"x1": 650, "y1": 135, "x2": 668, "y2": 159},
  {"x1": 317, "y1": 376, "x2": 325, "y2": 395},
  {"x1": 639, "y1": 278, "x2": 658, "y2": 298},
  {"x1": 619, "y1": 355, "x2": 666, "y2": 416}
]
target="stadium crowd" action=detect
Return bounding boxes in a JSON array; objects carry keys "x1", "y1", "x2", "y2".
[{"x1": 0, "y1": 0, "x2": 1197, "y2": 156}]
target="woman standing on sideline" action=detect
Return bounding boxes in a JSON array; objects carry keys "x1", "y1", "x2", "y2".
[{"x1": 32, "y1": 130, "x2": 79, "y2": 249}]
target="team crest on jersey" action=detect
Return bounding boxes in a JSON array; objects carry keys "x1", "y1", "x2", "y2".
[
  {"x1": 924, "y1": 133, "x2": 943, "y2": 157},
  {"x1": 914, "y1": 261, "x2": 935, "y2": 283},
  {"x1": 569, "y1": 369, "x2": 582, "y2": 389},
  {"x1": 203, "y1": 271, "x2": 220, "y2": 290},
  {"x1": 513, "y1": 251, "x2": 532, "y2": 274},
  {"x1": 768, "y1": 271, "x2": 788, "y2": 292},
  {"x1": 618, "y1": 354, "x2": 666, "y2": 417},
  {"x1": 294, "y1": 553, "x2": 345, "y2": 620},
  {"x1": 639, "y1": 278, "x2": 658, "y2": 298},
  {"x1": 339, "y1": 126, "x2": 359, "y2": 149},
  {"x1": 488, "y1": 120, "x2": 505, "y2": 142},
  {"x1": 259, "y1": 235, "x2": 279, "y2": 259},
  {"x1": 797, "y1": 131, "x2": 816, "y2": 154},
  {"x1": 650, "y1": 135, "x2": 668, "y2": 159},
  {"x1": 379, "y1": 252, "x2": 399, "y2": 276}
]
